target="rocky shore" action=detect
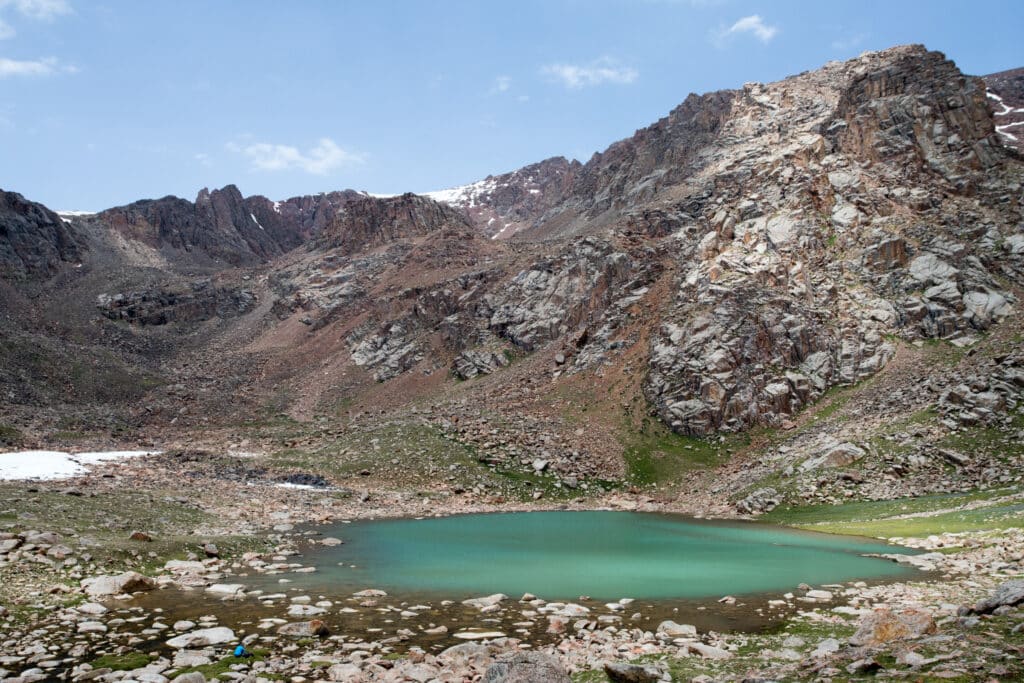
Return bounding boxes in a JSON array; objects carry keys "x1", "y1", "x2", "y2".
[{"x1": 0, "y1": 453, "x2": 1021, "y2": 682}]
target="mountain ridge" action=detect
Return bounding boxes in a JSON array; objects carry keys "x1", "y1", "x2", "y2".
[{"x1": 1, "y1": 43, "x2": 1021, "y2": 481}]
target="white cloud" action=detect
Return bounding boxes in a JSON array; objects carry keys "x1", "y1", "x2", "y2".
[
  {"x1": 229, "y1": 137, "x2": 363, "y2": 175},
  {"x1": 0, "y1": 0, "x2": 72, "y2": 40},
  {"x1": 0, "y1": 0, "x2": 72, "y2": 21},
  {"x1": 0, "y1": 55, "x2": 73, "y2": 77},
  {"x1": 489, "y1": 75, "x2": 511, "y2": 94},
  {"x1": 715, "y1": 14, "x2": 778, "y2": 46},
  {"x1": 541, "y1": 57, "x2": 638, "y2": 89},
  {"x1": 194, "y1": 152, "x2": 212, "y2": 168}
]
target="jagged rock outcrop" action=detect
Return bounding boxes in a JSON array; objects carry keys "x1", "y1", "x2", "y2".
[
  {"x1": 0, "y1": 190, "x2": 84, "y2": 279},
  {"x1": 97, "y1": 279, "x2": 257, "y2": 326},
  {"x1": 481, "y1": 237, "x2": 636, "y2": 351},
  {"x1": 93, "y1": 185, "x2": 304, "y2": 267},
  {"x1": 639, "y1": 46, "x2": 1018, "y2": 434},
  {"x1": 317, "y1": 193, "x2": 473, "y2": 254}
]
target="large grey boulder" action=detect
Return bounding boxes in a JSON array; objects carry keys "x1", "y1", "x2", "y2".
[
  {"x1": 81, "y1": 571, "x2": 156, "y2": 597},
  {"x1": 800, "y1": 442, "x2": 865, "y2": 471},
  {"x1": 971, "y1": 580, "x2": 1024, "y2": 614},
  {"x1": 166, "y1": 627, "x2": 235, "y2": 649},
  {"x1": 277, "y1": 619, "x2": 330, "y2": 637},
  {"x1": 484, "y1": 652, "x2": 569, "y2": 683},
  {"x1": 173, "y1": 674, "x2": 207, "y2": 683}
]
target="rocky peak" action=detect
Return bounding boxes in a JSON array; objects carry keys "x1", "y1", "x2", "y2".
[
  {"x1": 425, "y1": 157, "x2": 581, "y2": 239},
  {"x1": 317, "y1": 193, "x2": 474, "y2": 254},
  {"x1": 829, "y1": 45, "x2": 1000, "y2": 187},
  {"x1": 0, "y1": 189, "x2": 84, "y2": 279}
]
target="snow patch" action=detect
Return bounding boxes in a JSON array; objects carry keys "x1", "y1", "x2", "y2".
[
  {"x1": 274, "y1": 482, "x2": 325, "y2": 491},
  {"x1": 997, "y1": 125, "x2": 1019, "y2": 142},
  {"x1": 57, "y1": 210, "x2": 96, "y2": 224},
  {"x1": 0, "y1": 450, "x2": 161, "y2": 481},
  {"x1": 424, "y1": 178, "x2": 498, "y2": 209},
  {"x1": 250, "y1": 212, "x2": 265, "y2": 230},
  {"x1": 987, "y1": 89, "x2": 1015, "y2": 117}
]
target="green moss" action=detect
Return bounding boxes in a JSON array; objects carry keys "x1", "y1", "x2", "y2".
[{"x1": 90, "y1": 653, "x2": 155, "y2": 671}]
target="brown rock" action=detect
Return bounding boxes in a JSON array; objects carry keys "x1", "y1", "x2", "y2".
[{"x1": 849, "y1": 608, "x2": 936, "y2": 646}]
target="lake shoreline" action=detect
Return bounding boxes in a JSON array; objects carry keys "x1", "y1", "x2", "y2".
[{"x1": 0, "y1": 451, "x2": 1020, "y2": 681}]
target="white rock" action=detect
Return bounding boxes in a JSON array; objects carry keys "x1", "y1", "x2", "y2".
[{"x1": 166, "y1": 627, "x2": 236, "y2": 649}]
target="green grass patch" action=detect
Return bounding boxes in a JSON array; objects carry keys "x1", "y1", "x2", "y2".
[
  {"x1": 620, "y1": 417, "x2": 741, "y2": 487},
  {"x1": 89, "y1": 652, "x2": 156, "y2": 671},
  {"x1": 171, "y1": 649, "x2": 268, "y2": 679},
  {"x1": 763, "y1": 488, "x2": 1024, "y2": 538}
]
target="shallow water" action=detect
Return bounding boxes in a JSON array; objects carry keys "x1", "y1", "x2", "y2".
[{"x1": 276, "y1": 511, "x2": 917, "y2": 601}]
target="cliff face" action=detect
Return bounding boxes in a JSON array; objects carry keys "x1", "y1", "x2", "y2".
[
  {"x1": 316, "y1": 193, "x2": 475, "y2": 254},
  {"x1": 94, "y1": 185, "x2": 305, "y2": 267},
  {"x1": 0, "y1": 190, "x2": 84, "y2": 279}
]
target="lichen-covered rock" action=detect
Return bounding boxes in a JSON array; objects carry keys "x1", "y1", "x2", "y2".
[
  {"x1": 483, "y1": 652, "x2": 570, "y2": 683},
  {"x1": 849, "y1": 608, "x2": 936, "y2": 646}
]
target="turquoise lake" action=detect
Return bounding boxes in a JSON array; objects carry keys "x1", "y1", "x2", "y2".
[{"x1": 288, "y1": 511, "x2": 918, "y2": 601}]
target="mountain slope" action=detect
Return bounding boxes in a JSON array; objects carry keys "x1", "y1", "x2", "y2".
[{"x1": 0, "y1": 45, "x2": 1021, "y2": 503}]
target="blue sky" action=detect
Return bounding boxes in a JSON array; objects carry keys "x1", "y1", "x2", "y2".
[{"x1": 1, "y1": 1, "x2": 1022, "y2": 211}]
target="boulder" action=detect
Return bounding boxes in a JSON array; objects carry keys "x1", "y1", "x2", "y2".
[
  {"x1": 81, "y1": 571, "x2": 156, "y2": 597},
  {"x1": 166, "y1": 627, "x2": 236, "y2": 649},
  {"x1": 604, "y1": 661, "x2": 665, "y2": 682},
  {"x1": 971, "y1": 580, "x2": 1024, "y2": 614},
  {"x1": 735, "y1": 487, "x2": 781, "y2": 515},
  {"x1": 657, "y1": 620, "x2": 697, "y2": 638},
  {"x1": 682, "y1": 642, "x2": 733, "y2": 659},
  {"x1": 327, "y1": 663, "x2": 363, "y2": 681},
  {"x1": 437, "y1": 642, "x2": 493, "y2": 669},
  {"x1": 463, "y1": 593, "x2": 507, "y2": 609},
  {"x1": 277, "y1": 619, "x2": 330, "y2": 637},
  {"x1": 849, "y1": 608, "x2": 936, "y2": 646},
  {"x1": 800, "y1": 442, "x2": 865, "y2": 471},
  {"x1": 483, "y1": 652, "x2": 570, "y2": 683},
  {"x1": 173, "y1": 674, "x2": 207, "y2": 683}
]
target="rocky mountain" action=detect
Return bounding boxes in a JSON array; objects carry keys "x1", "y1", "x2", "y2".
[
  {"x1": 425, "y1": 157, "x2": 581, "y2": 239},
  {"x1": 0, "y1": 190, "x2": 84, "y2": 279},
  {"x1": 985, "y1": 66, "x2": 1024, "y2": 153},
  {"x1": 0, "y1": 43, "x2": 1022, "y2": 494}
]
